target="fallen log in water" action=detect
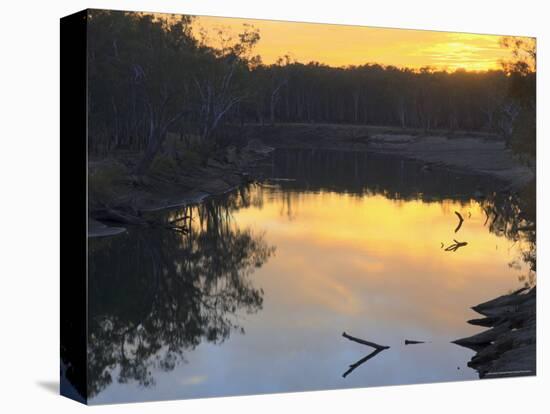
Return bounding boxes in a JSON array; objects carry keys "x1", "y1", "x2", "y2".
[
  {"x1": 404, "y1": 340, "x2": 425, "y2": 345},
  {"x1": 91, "y1": 205, "x2": 190, "y2": 235},
  {"x1": 342, "y1": 332, "x2": 390, "y2": 350},
  {"x1": 445, "y1": 239, "x2": 468, "y2": 252},
  {"x1": 342, "y1": 348, "x2": 385, "y2": 378},
  {"x1": 453, "y1": 287, "x2": 536, "y2": 378},
  {"x1": 454, "y1": 211, "x2": 464, "y2": 233},
  {"x1": 341, "y1": 332, "x2": 389, "y2": 378}
]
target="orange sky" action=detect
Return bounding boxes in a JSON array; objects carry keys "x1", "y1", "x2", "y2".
[{"x1": 192, "y1": 15, "x2": 528, "y2": 71}]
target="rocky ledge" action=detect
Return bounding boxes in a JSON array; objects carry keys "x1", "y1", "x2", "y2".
[{"x1": 453, "y1": 287, "x2": 536, "y2": 379}]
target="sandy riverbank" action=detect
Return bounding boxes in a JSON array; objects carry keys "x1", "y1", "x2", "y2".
[{"x1": 247, "y1": 123, "x2": 534, "y2": 190}]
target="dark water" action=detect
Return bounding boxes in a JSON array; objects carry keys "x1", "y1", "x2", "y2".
[{"x1": 86, "y1": 149, "x2": 535, "y2": 404}]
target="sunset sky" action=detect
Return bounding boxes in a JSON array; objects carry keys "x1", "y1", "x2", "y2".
[{"x1": 191, "y1": 15, "x2": 528, "y2": 71}]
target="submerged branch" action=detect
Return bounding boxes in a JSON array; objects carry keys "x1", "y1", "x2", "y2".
[
  {"x1": 341, "y1": 332, "x2": 390, "y2": 378},
  {"x1": 342, "y1": 332, "x2": 390, "y2": 350},
  {"x1": 454, "y1": 211, "x2": 464, "y2": 233},
  {"x1": 342, "y1": 348, "x2": 385, "y2": 378},
  {"x1": 404, "y1": 340, "x2": 425, "y2": 345},
  {"x1": 445, "y1": 239, "x2": 468, "y2": 252}
]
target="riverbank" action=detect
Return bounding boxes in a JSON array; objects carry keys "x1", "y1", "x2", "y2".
[
  {"x1": 88, "y1": 139, "x2": 274, "y2": 237},
  {"x1": 89, "y1": 122, "x2": 534, "y2": 237},
  {"x1": 246, "y1": 123, "x2": 534, "y2": 190},
  {"x1": 453, "y1": 287, "x2": 536, "y2": 378}
]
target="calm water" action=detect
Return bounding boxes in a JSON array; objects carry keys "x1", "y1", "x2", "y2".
[{"x1": 87, "y1": 149, "x2": 533, "y2": 404}]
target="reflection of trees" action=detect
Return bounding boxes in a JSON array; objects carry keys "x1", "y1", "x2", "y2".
[
  {"x1": 87, "y1": 198, "x2": 274, "y2": 398},
  {"x1": 262, "y1": 148, "x2": 505, "y2": 202},
  {"x1": 262, "y1": 149, "x2": 535, "y2": 285},
  {"x1": 481, "y1": 183, "x2": 536, "y2": 286}
]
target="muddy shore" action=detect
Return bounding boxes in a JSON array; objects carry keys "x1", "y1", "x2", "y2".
[
  {"x1": 88, "y1": 140, "x2": 274, "y2": 237},
  {"x1": 90, "y1": 123, "x2": 534, "y2": 237},
  {"x1": 247, "y1": 123, "x2": 534, "y2": 190}
]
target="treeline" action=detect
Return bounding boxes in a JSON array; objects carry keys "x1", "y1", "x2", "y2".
[
  {"x1": 88, "y1": 10, "x2": 535, "y2": 173},
  {"x1": 249, "y1": 63, "x2": 510, "y2": 132},
  {"x1": 88, "y1": 10, "x2": 260, "y2": 173}
]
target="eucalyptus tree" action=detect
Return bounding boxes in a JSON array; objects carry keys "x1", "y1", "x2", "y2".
[
  {"x1": 88, "y1": 10, "x2": 198, "y2": 166},
  {"x1": 499, "y1": 36, "x2": 536, "y2": 160},
  {"x1": 193, "y1": 24, "x2": 261, "y2": 142}
]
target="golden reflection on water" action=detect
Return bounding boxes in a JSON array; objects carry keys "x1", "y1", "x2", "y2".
[
  {"x1": 228, "y1": 188, "x2": 525, "y2": 337},
  {"x1": 89, "y1": 184, "x2": 533, "y2": 402}
]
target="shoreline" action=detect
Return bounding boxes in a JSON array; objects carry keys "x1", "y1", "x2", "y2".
[
  {"x1": 89, "y1": 123, "x2": 534, "y2": 237},
  {"x1": 88, "y1": 141, "x2": 274, "y2": 238},
  {"x1": 453, "y1": 287, "x2": 536, "y2": 378},
  {"x1": 247, "y1": 123, "x2": 534, "y2": 191}
]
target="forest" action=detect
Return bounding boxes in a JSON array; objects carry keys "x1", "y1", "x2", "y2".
[{"x1": 87, "y1": 10, "x2": 535, "y2": 176}]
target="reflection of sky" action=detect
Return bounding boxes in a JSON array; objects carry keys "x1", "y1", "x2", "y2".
[{"x1": 92, "y1": 189, "x2": 523, "y2": 404}]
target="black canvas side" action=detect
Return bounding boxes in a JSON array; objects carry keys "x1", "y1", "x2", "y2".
[{"x1": 60, "y1": 9, "x2": 88, "y2": 404}]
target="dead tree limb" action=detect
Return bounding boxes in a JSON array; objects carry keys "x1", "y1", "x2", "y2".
[
  {"x1": 404, "y1": 340, "x2": 425, "y2": 345},
  {"x1": 445, "y1": 239, "x2": 468, "y2": 252},
  {"x1": 341, "y1": 332, "x2": 390, "y2": 378},
  {"x1": 454, "y1": 211, "x2": 464, "y2": 233},
  {"x1": 342, "y1": 348, "x2": 385, "y2": 378},
  {"x1": 342, "y1": 332, "x2": 390, "y2": 350}
]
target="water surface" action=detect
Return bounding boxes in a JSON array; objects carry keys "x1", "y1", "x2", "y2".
[{"x1": 88, "y1": 149, "x2": 531, "y2": 404}]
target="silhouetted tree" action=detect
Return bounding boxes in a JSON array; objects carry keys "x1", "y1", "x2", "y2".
[{"x1": 498, "y1": 36, "x2": 536, "y2": 161}]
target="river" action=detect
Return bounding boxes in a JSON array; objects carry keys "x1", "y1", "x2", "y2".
[{"x1": 87, "y1": 149, "x2": 533, "y2": 404}]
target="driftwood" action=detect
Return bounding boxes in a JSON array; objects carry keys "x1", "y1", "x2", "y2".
[
  {"x1": 453, "y1": 287, "x2": 536, "y2": 378},
  {"x1": 342, "y1": 332, "x2": 390, "y2": 350},
  {"x1": 454, "y1": 211, "x2": 464, "y2": 233},
  {"x1": 445, "y1": 239, "x2": 468, "y2": 252},
  {"x1": 343, "y1": 348, "x2": 386, "y2": 378},
  {"x1": 404, "y1": 340, "x2": 425, "y2": 345},
  {"x1": 342, "y1": 332, "x2": 389, "y2": 378},
  {"x1": 91, "y1": 206, "x2": 190, "y2": 235}
]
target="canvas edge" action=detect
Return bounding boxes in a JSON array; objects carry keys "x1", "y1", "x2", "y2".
[{"x1": 60, "y1": 8, "x2": 89, "y2": 405}]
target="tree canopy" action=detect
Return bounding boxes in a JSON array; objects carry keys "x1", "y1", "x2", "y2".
[{"x1": 87, "y1": 11, "x2": 536, "y2": 170}]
